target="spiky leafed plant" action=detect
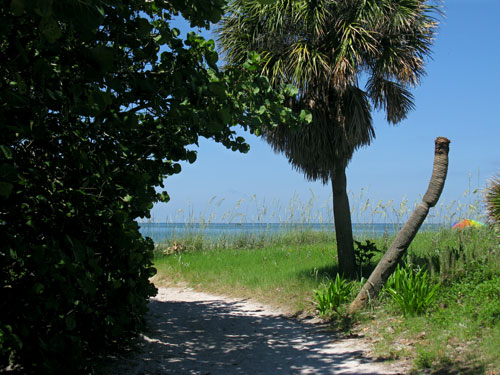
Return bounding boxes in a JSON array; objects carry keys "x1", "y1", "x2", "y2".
[
  {"x1": 485, "y1": 173, "x2": 500, "y2": 230},
  {"x1": 218, "y1": 0, "x2": 440, "y2": 277}
]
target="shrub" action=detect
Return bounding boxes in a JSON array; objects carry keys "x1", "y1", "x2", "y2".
[
  {"x1": 0, "y1": 1, "x2": 304, "y2": 372},
  {"x1": 354, "y1": 239, "x2": 382, "y2": 277}
]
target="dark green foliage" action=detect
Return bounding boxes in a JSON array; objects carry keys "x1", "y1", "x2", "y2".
[
  {"x1": 354, "y1": 239, "x2": 381, "y2": 276},
  {"x1": 0, "y1": 1, "x2": 306, "y2": 372}
]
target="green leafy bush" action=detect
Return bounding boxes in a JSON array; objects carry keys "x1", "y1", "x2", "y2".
[
  {"x1": 354, "y1": 239, "x2": 382, "y2": 276},
  {"x1": 0, "y1": 1, "x2": 305, "y2": 373},
  {"x1": 314, "y1": 274, "x2": 353, "y2": 315},
  {"x1": 385, "y1": 263, "x2": 440, "y2": 317}
]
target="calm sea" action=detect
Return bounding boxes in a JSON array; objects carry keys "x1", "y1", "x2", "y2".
[{"x1": 138, "y1": 222, "x2": 443, "y2": 243}]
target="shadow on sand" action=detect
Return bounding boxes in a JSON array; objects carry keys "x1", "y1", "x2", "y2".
[{"x1": 95, "y1": 292, "x2": 400, "y2": 375}]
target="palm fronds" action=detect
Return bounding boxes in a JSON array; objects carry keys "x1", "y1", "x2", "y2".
[
  {"x1": 485, "y1": 173, "x2": 500, "y2": 229},
  {"x1": 217, "y1": 0, "x2": 440, "y2": 181}
]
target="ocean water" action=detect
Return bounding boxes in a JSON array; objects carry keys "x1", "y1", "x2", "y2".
[{"x1": 138, "y1": 222, "x2": 443, "y2": 243}]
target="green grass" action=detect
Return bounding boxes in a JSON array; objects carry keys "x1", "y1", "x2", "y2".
[
  {"x1": 154, "y1": 238, "x2": 339, "y2": 312},
  {"x1": 152, "y1": 226, "x2": 500, "y2": 374}
]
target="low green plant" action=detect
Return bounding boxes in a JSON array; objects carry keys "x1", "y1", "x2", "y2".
[
  {"x1": 385, "y1": 263, "x2": 440, "y2": 317},
  {"x1": 354, "y1": 239, "x2": 382, "y2": 277},
  {"x1": 413, "y1": 349, "x2": 437, "y2": 369},
  {"x1": 313, "y1": 274, "x2": 353, "y2": 316}
]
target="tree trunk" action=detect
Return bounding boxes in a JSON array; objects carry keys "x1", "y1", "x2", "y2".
[
  {"x1": 349, "y1": 137, "x2": 450, "y2": 313},
  {"x1": 332, "y1": 165, "x2": 357, "y2": 279}
]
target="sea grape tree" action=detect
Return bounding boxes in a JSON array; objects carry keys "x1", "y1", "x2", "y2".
[{"x1": 0, "y1": 0, "x2": 307, "y2": 372}]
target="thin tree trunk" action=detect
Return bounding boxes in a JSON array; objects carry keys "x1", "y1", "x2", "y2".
[
  {"x1": 349, "y1": 137, "x2": 450, "y2": 313},
  {"x1": 332, "y1": 165, "x2": 357, "y2": 279}
]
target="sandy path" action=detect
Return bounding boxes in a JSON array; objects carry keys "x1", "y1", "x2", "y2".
[{"x1": 96, "y1": 287, "x2": 407, "y2": 375}]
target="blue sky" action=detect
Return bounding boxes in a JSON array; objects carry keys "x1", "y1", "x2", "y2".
[{"x1": 150, "y1": 0, "x2": 500, "y2": 223}]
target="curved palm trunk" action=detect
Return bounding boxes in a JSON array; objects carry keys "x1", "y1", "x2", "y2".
[
  {"x1": 332, "y1": 165, "x2": 357, "y2": 279},
  {"x1": 349, "y1": 137, "x2": 450, "y2": 313}
]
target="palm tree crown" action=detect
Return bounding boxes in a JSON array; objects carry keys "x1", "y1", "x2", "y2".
[{"x1": 218, "y1": 0, "x2": 439, "y2": 182}]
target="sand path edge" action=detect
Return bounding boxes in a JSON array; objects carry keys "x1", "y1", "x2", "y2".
[{"x1": 95, "y1": 287, "x2": 409, "y2": 375}]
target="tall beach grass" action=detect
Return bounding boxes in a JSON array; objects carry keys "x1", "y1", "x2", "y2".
[{"x1": 140, "y1": 178, "x2": 487, "y2": 253}]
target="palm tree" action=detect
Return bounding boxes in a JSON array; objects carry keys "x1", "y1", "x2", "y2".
[
  {"x1": 485, "y1": 173, "x2": 500, "y2": 232},
  {"x1": 217, "y1": 0, "x2": 440, "y2": 278}
]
